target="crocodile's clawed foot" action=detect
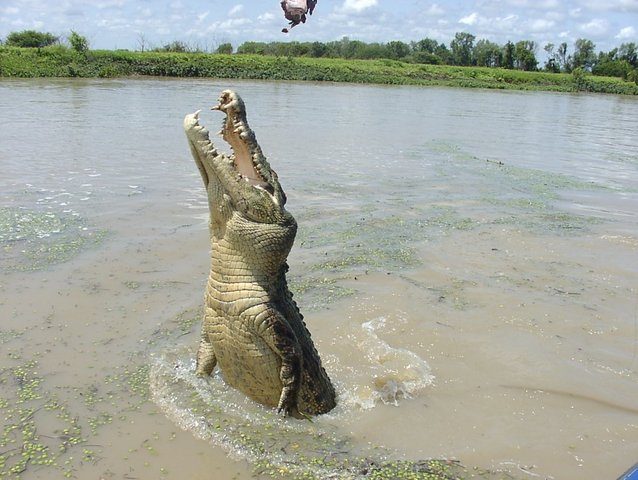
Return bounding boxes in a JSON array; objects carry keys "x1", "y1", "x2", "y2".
[{"x1": 277, "y1": 390, "x2": 297, "y2": 417}]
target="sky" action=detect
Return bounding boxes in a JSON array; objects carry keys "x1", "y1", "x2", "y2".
[{"x1": 0, "y1": 0, "x2": 636, "y2": 53}]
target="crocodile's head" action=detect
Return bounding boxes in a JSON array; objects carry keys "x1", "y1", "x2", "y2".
[{"x1": 184, "y1": 90, "x2": 290, "y2": 227}]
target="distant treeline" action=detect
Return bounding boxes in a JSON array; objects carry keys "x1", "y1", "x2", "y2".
[
  {"x1": 231, "y1": 34, "x2": 637, "y2": 81},
  {"x1": 3, "y1": 29, "x2": 637, "y2": 83},
  {"x1": 2, "y1": 30, "x2": 637, "y2": 95}
]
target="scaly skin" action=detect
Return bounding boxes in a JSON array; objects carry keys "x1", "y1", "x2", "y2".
[{"x1": 183, "y1": 90, "x2": 336, "y2": 417}]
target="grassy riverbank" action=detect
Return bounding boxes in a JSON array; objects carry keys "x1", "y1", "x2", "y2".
[{"x1": 2, "y1": 45, "x2": 637, "y2": 95}]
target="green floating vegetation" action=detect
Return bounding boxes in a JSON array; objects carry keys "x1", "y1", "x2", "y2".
[
  {"x1": 0, "y1": 360, "x2": 84, "y2": 479},
  {"x1": 0, "y1": 315, "x2": 157, "y2": 480},
  {"x1": 298, "y1": 214, "x2": 426, "y2": 265},
  {"x1": 483, "y1": 160, "x2": 607, "y2": 199},
  {"x1": 105, "y1": 364, "x2": 151, "y2": 401},
  {"x1": 1, "y1": 46, "x2": 637, "y2": 95},
  {"x1": 0, "y1": 207, "x2": 107, "y2": 272},
  {"x1": 288, "y1": 275, "x2": 356, "y2": 309},
  {"x1": 425, "y1": 140, "x2": 606, "y2": 233},
  {"x1": 0, "y1": 329, "x2": 24, "y2": 345}
]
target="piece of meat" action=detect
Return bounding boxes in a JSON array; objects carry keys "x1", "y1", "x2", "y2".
[{"x1": 280, "y1": 0, "x2": 317, "y2": 33}]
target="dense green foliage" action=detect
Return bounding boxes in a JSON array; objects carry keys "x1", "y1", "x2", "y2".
[
  {"x1": 2, "y1": 28, "x2": 636, "y2": 84},
  {"x1": 5, "y1": 30, "x2": 58, "y2": 48},
  {"x1": 68, "y1": 31, "x2": 89, "y2": 54},
  {"x1": 1, "y1": 45, "x2": 637, "y2": 95},
  {"x1": 231, "y1": 35, "x2": 637, "y2": 79}
]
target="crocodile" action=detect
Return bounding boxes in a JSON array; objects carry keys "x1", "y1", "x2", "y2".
[{"x1": 183, "y1": 90, "x2": 336, "y2": 417}]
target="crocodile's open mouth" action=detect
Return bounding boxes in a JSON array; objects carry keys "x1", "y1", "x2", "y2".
[
  {"x1": 213, "y1": 90, "x2": 274, "y2": 194},
  {"x1": 184, "y1": 90, "x2": 287, "y2": 216}
]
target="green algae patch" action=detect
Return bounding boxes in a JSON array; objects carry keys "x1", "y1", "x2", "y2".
[
  {"x1": 423, "y1": 141, "x2": 608, "y2": 235},
  {"x1": 0, "y1": 207, "x2": 107, "y2": 272},
  {"x1": 288, "y1": 275, "x2": 356, "y2": 309},
  {"x1": 105, "y1": 364, "x2": 151, "y2": 404},
  {"x1": 482, "y1": 160, "x2": 607, "y2": 201},
  {"x1": 0, "y1": 329, "x2": 24, "y2": 345},
  {"x1": 0, "y1": 323, "x2": 155, "y2": 480},
  {"x1": 0, "y1": 360, "x2": 84, "y2": 479},
  {"x1": 296, "y1": 214, "x2": 428, "y2": 276}
]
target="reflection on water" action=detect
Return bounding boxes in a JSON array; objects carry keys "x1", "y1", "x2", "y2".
[{"x1": 0, "y1": 78, "x2": 637, "y2": 480}]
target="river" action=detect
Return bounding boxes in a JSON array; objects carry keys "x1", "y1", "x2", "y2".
[{"x1": 0, "y1": 77, "x2": 637, "y2": 479}]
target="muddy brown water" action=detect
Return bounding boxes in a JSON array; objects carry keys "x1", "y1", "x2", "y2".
[{"x1": 0, "y1": 78, "x2": 637, "y2": 480}]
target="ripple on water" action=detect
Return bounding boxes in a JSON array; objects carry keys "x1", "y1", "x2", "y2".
[{"x1": 148, "y1": 315, "x2": 435, "y2": 479}]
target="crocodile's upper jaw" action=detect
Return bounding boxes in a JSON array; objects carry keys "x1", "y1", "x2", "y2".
[
  {"x1": 184, "y1": 90, "x2": 287, "y2": 222},
  {"x1": 214, "y1": 91, "x2": 276, "y2": 195}
]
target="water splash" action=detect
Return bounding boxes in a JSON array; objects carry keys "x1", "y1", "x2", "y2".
[
  {"x1": 148, "y1": 346, "x2": 472, "y2": 480},
  {"x1": 336, "y1": 316, "x2": 434, "y2": 410},
  {"x1": 148, "y1": 314, "x2": 439, "y2": 479}
]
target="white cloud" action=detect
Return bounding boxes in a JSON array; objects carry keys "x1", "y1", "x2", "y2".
[
  {"x1": 257, "y1": 12, "x2": 276, "y2": 22},
  {"x1": 343, "y1": 0, "x2": 378, "y2": 13},
  {"x1": 529, "y1": 19, "x2": 555, "y2": 32},
  {"x1": 457, "y1": 12, "x2": 520, "y2": 32},
  {"x1": 96, "y1": 0, "x2": 127, "y2": 8},
  {"x1": 459, "y1": 12, "x2": 479, "y2": 25},
  {"x1": 506, "y1": 0, "x2": 559, "y2": 9},
  {"x1": 584, "y1": 0, "x2": 638, "y2": 13},
  {"x1": 426, "y1": 4, "x2": 445, "y2": 16},
  {"x1": 615, "y1": 26, "x2": 636, "y2": 39},
  {"x1": 229, "y1": 5, "x2": 244, "y2": 16},
  {"x1": 579, "y1": 18, "x2": 609, "y2": 36},
  {"x1": 0, "y1": 0, "x2": 633, "y2": 54}
]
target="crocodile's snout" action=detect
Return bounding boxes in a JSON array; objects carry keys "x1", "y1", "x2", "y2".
[{"x1": 211, "y1": 90, "x2": 245, "y2": 115}]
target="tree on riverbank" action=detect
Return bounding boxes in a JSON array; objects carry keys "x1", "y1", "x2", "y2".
[
  {"x1": 5, "y1": 30, "x2": 58, "y2": 48},
  {"x1": 68, "y1": 31, "x2": 89, "y2": 54}
]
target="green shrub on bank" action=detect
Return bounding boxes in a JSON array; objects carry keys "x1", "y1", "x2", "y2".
[{"x1": 1, "y1": 46, "x2": 637, "y2": 95}]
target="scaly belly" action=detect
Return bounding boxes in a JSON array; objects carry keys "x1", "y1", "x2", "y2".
[{"x1": 204, "y1": 310, "x2": 283, "y2": 408}]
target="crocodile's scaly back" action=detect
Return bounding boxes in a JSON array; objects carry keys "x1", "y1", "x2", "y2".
[{"x1": 183, "y1": 90, "x2": 336, "y2": 416}]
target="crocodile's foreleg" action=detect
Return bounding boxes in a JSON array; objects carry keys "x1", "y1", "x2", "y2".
[
  {"x1": 255, "y1": 306, "x2": 302, "y2": 416},
  {"x1": 196, "y1": 329, "x2": 217, "y2": 376}
]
